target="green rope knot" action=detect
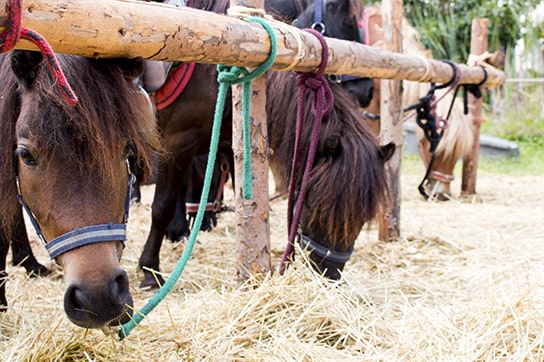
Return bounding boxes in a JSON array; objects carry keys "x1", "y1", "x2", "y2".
[
  {"x1": 217, "y1": 16, "x2": 277, "y2": 200},
  {"x1": 117, "y1": 15, "x2": 277, "y2": 340},
  {"x1": 216, "y1": 65, "x2": 249, "y2": 84}
]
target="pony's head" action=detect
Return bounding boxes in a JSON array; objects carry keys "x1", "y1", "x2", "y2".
[
  {"x1": 0, "y1": 50, "x2": 158, "y2": 328},
  {"x1": 296, "y1": 86, "x2": 394, "y2": 279},
  {"x1": 293, "y1": 0, "x2": 374, "y2": 108},
  {"x1": 267, "y1": 71, "x2": 394, "y2": 279}
]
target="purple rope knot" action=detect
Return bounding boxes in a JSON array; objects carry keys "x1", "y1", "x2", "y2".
[
  {"x1": 0, "y1": 0, "x2": 78, "y2": 104},
  {"x1": 298, "y1": 73, "x2": 325, "y2": 90}
]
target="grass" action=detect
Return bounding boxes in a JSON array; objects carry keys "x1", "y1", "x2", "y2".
[
  {"x1": 478, "y1": 83, "x2": 544, "y2": 176},
  {"x1": 477, "y1": 138, "x2": 544, "y2": 176}
]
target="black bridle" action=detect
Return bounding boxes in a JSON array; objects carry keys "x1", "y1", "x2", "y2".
[
  {"x1": 298, "y1": 234, "x2": 354, "y2": 264},
  {"x1": 311, "y1": 0, "x2": 366, "y2": 84},
  {"x1": 14, "y1": 153, "x2": 134, "y2": 259}
]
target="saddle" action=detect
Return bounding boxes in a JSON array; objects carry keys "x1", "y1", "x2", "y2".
[{"x1": 153, "y1": 62, "x2": 196, "y2": 110}]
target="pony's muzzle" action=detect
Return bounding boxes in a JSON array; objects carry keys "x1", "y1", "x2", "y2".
[{"x1": 63, "y1": 268, "x2": 133, "y2": 329}]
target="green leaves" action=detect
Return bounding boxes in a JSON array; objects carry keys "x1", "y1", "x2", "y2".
[{"x1": 403, "y1": 0, "x2": 541, "y2": 61}]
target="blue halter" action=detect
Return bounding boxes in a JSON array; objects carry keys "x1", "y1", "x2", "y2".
[{"x1": 14, "y1": 156, "x2": 133, "y2": 259}]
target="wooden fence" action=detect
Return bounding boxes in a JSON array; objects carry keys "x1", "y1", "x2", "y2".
[{"x1": 0, "y1": 0, "x2": 506, "y2": 278}]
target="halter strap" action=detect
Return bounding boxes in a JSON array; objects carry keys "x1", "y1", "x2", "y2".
[
  {"x1": 45, "y1": 223, "x2": 127, "y2": 259},
  {"x1": 310, "y1": 0, "x2": 367, "y2": 85},
  {"x1": 311, "y1": 0, "x2": 325, "y2": 34},
  {"x1": 14, "y1": 156, "x2": 133, "y2": 259},
  {"x1": 298, "y1": 234, "x2": 354, "y2": 264}
]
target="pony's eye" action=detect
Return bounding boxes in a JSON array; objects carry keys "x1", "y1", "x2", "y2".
[{"x1": 16, "y1": 146, "x2": 38, "y2": 166}]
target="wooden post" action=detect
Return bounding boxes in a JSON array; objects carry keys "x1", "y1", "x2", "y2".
[
  {"x1": 462, "y1": 18, "x2": 489, "y2": 195},
  {"x1": 229, "y1": 0, "x2": 272, "y2": 283},
  {"x1": 378, "y1": 0, "x2": 403, "y2": 241}
]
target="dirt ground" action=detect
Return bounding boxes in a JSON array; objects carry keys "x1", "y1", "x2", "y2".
[{"x1": 1, "y1": 160, "x2": 544, "y2": 361}]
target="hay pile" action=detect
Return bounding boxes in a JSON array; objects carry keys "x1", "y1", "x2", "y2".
[{"x1": 2, "y1": 163, "x2": 544, "y2": 361}]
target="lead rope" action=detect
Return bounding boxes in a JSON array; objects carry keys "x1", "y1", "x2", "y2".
[
  {"x1": 0, "y1": 0, "x2": 78, "y2": 104},
  {"x1": 279, "y1": 29, "x2": 334, "y2": 275},
  {"x1": 118, "y1": 16, "x2": 277, "y2": 339}
]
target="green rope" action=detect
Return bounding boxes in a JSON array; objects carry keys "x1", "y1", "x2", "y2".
[
  {"x1": 117, "y1": 16, "x2": 276, "y2": 340},
  {"x1": 217, "y1": 16, "x2": 277, "y2": 199}
]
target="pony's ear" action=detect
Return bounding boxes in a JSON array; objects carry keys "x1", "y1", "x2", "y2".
[
  {"x1": 379, "y1": 142, "x2": 396, "y2": 162},
  {"x1": 92, "y1": 57, "x2": 145, "y2": 81},
  {"x1": 10, "y1": 50, "x2": 44, "y2": 89}
]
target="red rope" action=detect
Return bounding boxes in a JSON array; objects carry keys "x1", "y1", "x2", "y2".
[
  {"x1": 279, "y1": 29, "x2": 334, "y2": 275},
  {"x1": 0, "y1": 0, "x2": 78, "y2": 105}
]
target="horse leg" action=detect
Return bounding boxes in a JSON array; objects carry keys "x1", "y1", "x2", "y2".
[
  {"x1": 138, "y1": 154, "x2": 191, "y2": 289},
  {"x1": 10, "y1": 206, "x2": 50, "y2": 276},
  {"x1": 0, "y1": 233, "x2": 8, "y2": 311},
  {"x1": 166, "y1": 184, "x2": 191, "y2": 242}
]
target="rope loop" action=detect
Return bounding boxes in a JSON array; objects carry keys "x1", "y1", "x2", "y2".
[
  {"x1": 0, "y1": 0, "x2": 22, "y2": 52},
  {"x1": 216, "y1": 16, "x2": 277, "y2": 200},
  {"x1": 216, "y1": 64, "x2": 250, "y2": 84},
  {"x1": 461, "y1": 65, "x2": 487, "y2": 114},
  {"x1": 0, "y1": 0, "x2": 78, "y2": 104},
  {"x1": 435, "y1": 59, "x2": 458, "y2": 90}
]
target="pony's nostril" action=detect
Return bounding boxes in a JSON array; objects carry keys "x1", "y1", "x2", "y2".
[
  {"x1": 112, "y1": 269, "x2": 130, "y2": 304},
  {"x1": 65, "y1": 285, "x2": 96, "y2": 320}
]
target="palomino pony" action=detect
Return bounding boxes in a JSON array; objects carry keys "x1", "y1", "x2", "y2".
[
  {"x1": 138, "y1": 0, "x2": 392, "y2": 288},
  {"x1": 0, "y1": 50, "x2": 158, "y2": 329},
  {"x1": 361, "y1": 5, "x2": 474, "y2": 200}
]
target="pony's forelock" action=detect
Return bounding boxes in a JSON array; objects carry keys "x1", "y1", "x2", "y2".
[{"x1": 0, "y1": 53, "x2": 159, "y2": 233}]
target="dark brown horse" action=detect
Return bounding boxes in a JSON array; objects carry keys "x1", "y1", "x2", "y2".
[
  {"x1": 137, "y1": 0, "x2": 392, "y2": 287},
  {"x1": 0, "y1": 50, "x2": 158, "y2": 329},
  {"x1": 156, "y1": 0, "x2": 374, "y2": 242}
]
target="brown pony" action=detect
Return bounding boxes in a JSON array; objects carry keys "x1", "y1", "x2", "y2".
[
  {"x1": 361, "y1": 4, "x2": 474, "y2": 200},
  {"x1": 0, "y1": 50, "x2": 158, "y2": 329},
  {"x1": 138, "y1": 0, "x2": 392, "y2": 287}
]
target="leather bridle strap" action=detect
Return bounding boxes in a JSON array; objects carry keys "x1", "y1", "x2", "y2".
[
  {"x1": 14, "y1": 157, "x2": 133, "y2": 259},
  {"x1": 298, "y1": 234, "x2": 354, "y2": 264}
]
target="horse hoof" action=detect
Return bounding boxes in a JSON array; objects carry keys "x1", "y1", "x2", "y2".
[
  {"x1": 24, "y1": 262, "x2": 51, "y2": 278},
  {"x1": 431, "y1": 192, "x2": 452, "y2": 202},
  {"x1": 139, "y1": 273, "x2": 165, "y2": 290},
  {"x1": 166, "y1": 229, "x2": 189, "y2": 243}
]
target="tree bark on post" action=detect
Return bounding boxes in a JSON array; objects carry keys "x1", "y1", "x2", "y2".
[
  {"x1": 0, "y1": 0, "x2": 504, "y2": 86},
  {"x1": 229, "y1": 0, "x2": 272, "y2": 283},
  {"x1": 462, "y1": 18, "x2": 489, "y2": 195},
  {"x1": 378, "y1": 0, "x2": 403, "y2": 241}
]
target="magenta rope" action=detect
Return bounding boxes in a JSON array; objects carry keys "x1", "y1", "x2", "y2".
[
  {"x1": 0, "y1": 0, "x2": 78, "y2": 105},
  {"x1": 279, "y1": 28, "x2": 334, "y2": 274}
]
